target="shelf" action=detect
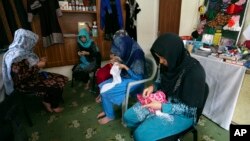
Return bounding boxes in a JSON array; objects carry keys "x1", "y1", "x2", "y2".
[{"x1": 62, "y1": 10, "x2": 96, "y2": 14}]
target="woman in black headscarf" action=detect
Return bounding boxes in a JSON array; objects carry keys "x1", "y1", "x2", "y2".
[{"x1": 123, "y1": 33, "x2": 206, "y2": 141}]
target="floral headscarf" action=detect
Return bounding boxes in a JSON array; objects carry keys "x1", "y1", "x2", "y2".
[
  {"x1": 111, "y1": 30, "x2": 145, "y2": 76},
  {"x1": 2, "y1": 28, "x2": 39, "y2": 95}
]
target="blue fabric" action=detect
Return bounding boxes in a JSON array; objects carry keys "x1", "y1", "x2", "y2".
[
  {"x1": 99, "y1": 73, "x2": 143, "y2": 119},
  {"x1": 79, "y1": 56, "x2": 90, "y2": 68},
  {"x1": 124, "y1": 102, "x2": 194, "y2": 141},
  {"x1": 100, "y1": 0, "x2": 123, "y2": 29}
]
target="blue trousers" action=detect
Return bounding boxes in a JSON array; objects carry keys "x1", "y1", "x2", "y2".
[{"x1": 123, "y1": 103, "x2": 194, "y2": 141}]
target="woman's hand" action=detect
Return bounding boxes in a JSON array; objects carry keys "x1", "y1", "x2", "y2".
[
  {"x1": 142, "y1": 85, "x2": 154, "y2": 98},
  {"x1": 117, "y1": 63, "x2": 129, "y2": 70},
  {"x1": 78, "y1": 51, "x2": 89, "y2": 56},
  {"x1": 37, "y1": 57, "x2": 47, "y2": 68},
  {"x1": 142, "y1": 99, "x2": 162, "y2": 111},
  {"x1": 109, "y1": 56, "x2": 121, "y2": 64},
  {"x1": 37, "y1": 61, "x2": 46, "y2": 68}
]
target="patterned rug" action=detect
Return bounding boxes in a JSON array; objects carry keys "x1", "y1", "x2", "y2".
[{"x1": 23, "y1": 81, "x2": 229, "y2": 141}]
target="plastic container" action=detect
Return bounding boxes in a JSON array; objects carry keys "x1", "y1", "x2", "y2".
[
  {"x1": 213, "y1": 30, "x2": 222, "y2": 45},
  {"x1": 92, "y1": 21, "x2": 98, "y2": 37}
]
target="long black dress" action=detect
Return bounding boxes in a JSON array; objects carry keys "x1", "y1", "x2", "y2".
[{"x1": 27, "y1": 0, "x2": 64, "y2": 47}]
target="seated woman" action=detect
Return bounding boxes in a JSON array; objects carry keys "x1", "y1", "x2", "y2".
[
  {"x1": 123, "y1": 33, "x2": 206, "y2": 141},
  {"x1": 97, "y1": 30, "x2": 145, "y2": 124},
  {"x1": 2, "y1": 28, "x2": 68, "y2": 113},
  {"x1": 95, "y1": 53, "x2": 124, "y2": 103},
  {"x1": 72, "y1": 28, "x2": 101, "y2": 89}
]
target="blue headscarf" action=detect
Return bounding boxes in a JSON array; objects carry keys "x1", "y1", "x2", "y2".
[
  {"x1": 2, "y1": 28, "x2": 39, "y2": 95},
  {"x1": 111, "y1": 31, "x2": 145, "y2": 76},
  {"x1": 77, "y1": 28, "x2": 93, "y2": 48},
  {"x1": 77, "y1": 28, "x2": 93, "y2": 68}
]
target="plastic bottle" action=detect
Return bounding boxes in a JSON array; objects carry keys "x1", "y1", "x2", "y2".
[
  {"x1": 92, "y1": 21, "x2": 98, "y2": 37},
  {"x1": 213, "y1": 30, "x2": 222, "y2": 45}
]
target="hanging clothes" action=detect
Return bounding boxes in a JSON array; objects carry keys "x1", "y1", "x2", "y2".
[
  {"x1": 0, "y1": 18, "x2": 9, "y2": 49},
  {"x1": 27, "y1": 0, "x2": 64, "y2": 47},
  {"x1": 100, "y1": 0, "x2": 124, "y2": 40},
  {"x1": 125, "y1": 0, "x2": 141, "y2": 41},
  {"x1": 2, "y1": 0, "x2": 18, "y2": 36},
  {"x1": 14, "y1": 0, "x2": 31, "y2": 30}
]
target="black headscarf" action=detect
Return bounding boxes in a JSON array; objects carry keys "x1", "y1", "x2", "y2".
[{"x1": 150, "y1": 33, "x2": 205, "y2": 108}]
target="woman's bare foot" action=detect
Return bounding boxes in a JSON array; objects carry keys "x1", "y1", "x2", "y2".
[
  {"x1": 95, "y1": 95, "x2": 101, "y2": 103},
  {"x1": 97, "y1": 111, "x2": 105, "y2": 119},
  {"x1": 52, "y1": 107, "x2": 64, "y2": 113},
  {"x1": 98, "y1": 116, "x2": 113, "y2": 124},
  {"x1": 42, "y1": 101, "x2": 53, "y2": 113}
]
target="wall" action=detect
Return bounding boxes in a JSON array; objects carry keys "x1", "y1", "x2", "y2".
[{"x1": 136, "y1": 0, "x2": 159, "y2": 56}]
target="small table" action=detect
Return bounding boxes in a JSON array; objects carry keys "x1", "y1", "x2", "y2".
[{"x1": 192, "y1": 54, "x2": 246, "y2": 130}]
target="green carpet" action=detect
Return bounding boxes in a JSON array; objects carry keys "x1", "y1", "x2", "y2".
[{"x1": 23, "y1": 81, "x2": 229, "y2": 141}]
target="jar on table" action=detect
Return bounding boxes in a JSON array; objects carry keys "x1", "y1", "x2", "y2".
[{"x1": 213, "y1": 30, "x2": 222, "y2": 45}]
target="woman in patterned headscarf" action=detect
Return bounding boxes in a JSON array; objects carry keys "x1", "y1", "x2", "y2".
[
  {"x1": 97, "y1": 30, "x2": 145, "y2": 124},
  {"x1": 2, "y1": 28, "x2": 68, "y2": 113},
  {"x1": 123, "y1": 33, "x2": 206, "y2": 141}
]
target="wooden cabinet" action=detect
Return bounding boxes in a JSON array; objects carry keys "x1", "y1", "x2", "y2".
[{"x1": 30, "y1": 0, "x2": 101, "y2": 68}]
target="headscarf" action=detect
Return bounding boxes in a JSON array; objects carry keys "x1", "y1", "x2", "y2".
[
  {"x1": 150, "y1": 33, "x2": 204, "y2": 107},
  {"x1": 77, "y1": 28, "x2": 93, "y2": 48},
  {"x1": 77, "y1": 28, "x2": 94, "y2": 68},
  {"x1": 111, "y1": 30, "x2": 145, "y2": 76},
  {"x1": 2, "y1": 28, "x2": 39, "y2": 95}
]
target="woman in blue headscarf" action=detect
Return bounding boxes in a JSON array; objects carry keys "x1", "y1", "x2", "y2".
[
  {"x1": 2, "y1": 28, "x2": 68, "y2": 113},
  {"x1": 72, "y1": 28, "x2": 101, "y2": 89},
  {"x1": 97, "y1": 30, "x2": 145, "y2": 124}
]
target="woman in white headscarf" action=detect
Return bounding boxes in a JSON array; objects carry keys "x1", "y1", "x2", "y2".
[{"x1": 2, "y1": 28, "x2": 68, "y2": 113}]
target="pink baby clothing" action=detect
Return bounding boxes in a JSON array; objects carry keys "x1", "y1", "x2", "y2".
[{"x1": 137, "y1": 90, "x2": 167, "y2": 113}]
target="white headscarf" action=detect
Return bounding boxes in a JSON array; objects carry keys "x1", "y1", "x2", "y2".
[{"x1": 2, "y1": 28, "x2": 39, "y2": 95}]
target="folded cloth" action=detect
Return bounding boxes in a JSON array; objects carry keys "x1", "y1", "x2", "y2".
[{"x1": 100, "y1": 62, "x2": 121, "y2": 93}]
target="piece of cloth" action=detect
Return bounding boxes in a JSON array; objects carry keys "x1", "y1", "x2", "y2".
[
  {"x1": 100, "y1": 62, "x2": 121, "y2": 93},
  {"x1": 2, "y1": 28, "x2": 39, "y2": 95},
  {"x1": 27, "y1": 0, "x2": 64, "y2": 47},
  {"x1": 99, "y1": 32, "x2": 145, "y2": 119},
  {"x1": 125, "y1": 0, "x2": 141, "y2": 41},
  {"x1": 96, "y1": 63, "x2": 112, "y2": 85},
  {"x1": 1, "y1": 28, "x2": 68, "y2": 108},
  {"x1": 124, "y1": 33, "x2": 206, "y2": 140},
  {"x1": 137, "y1": 90, "x2": 167, "y2": 113}
]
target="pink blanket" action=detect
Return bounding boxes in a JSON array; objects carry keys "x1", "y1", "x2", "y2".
[{"x1": 137, "y1": 90, "x2": 167, "y2": 113}]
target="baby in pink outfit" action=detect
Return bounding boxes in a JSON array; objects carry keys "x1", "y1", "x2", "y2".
[{"x1": 137, "y1": 90, "x2": 167, "y2": 113}]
